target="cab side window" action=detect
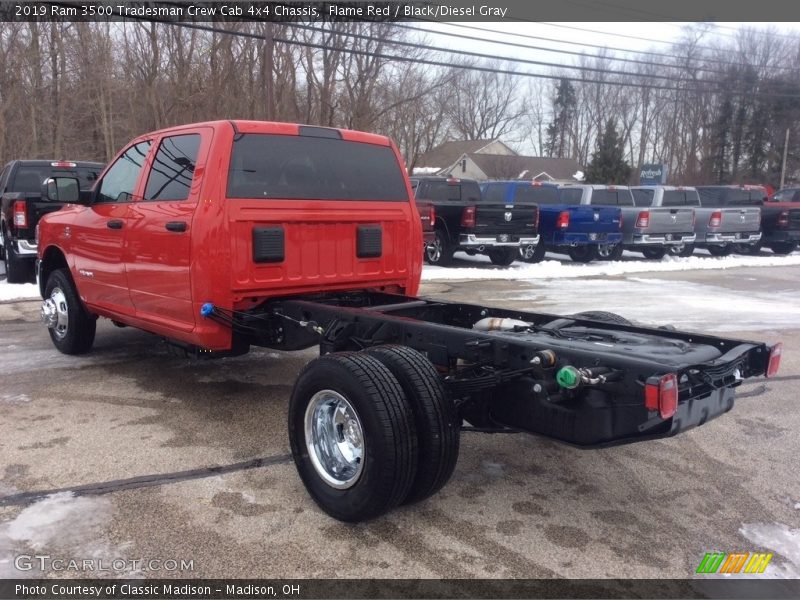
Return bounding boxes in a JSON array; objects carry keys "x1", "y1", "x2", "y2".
[
  {"x1": 144, "y1": 134, "x2": 201, "y2": 201},
  {"x1": 96, "y1": 141, "x2": 152, "y2": 204}
]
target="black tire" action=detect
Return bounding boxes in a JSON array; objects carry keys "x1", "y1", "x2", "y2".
[
  {"x1": 737, "y1": 241, "x2": 762, "y2": 255},
  {"x1": 770, "y1": 242, "x2": 797, "y2": 255},
  {"x1": 597, "y1": 243, "x2": 623, "y2": 261},
  {"x1": 641, "y1": 247, "x2": 667, "y2": 260},
  {"x1": 569, "y1": 310, "x2": 632, "y2": 326},
  {"x1": 521, "y1": 241, "x2": 547, "y2": 263},
  {"x1": 43, "y1": 268, "x2": 96, "y2": 354},
  {"x1": 567, "y1": 245, "x2": 598, "y2": 263},
  {"x1": 707, "y1": 244, "x2": 732, "y2": 257},
  {"x1": 487, "y1": 247, "x2": 517, "y2": 266},
  {"x1": 364, "y1": 345, "x2": 459, "y2": 505},
  {"x1": 667, "y1": 243, "x2": 695, "y2": 258},
  {"x1": 288, "y1": 352, "x2": 418, "y2": 522},
  {"x1": 425, "y1": 229, "x2": 454, "y2": 266},
  {"x1": 3, "y1": 236, "x2": 33, "y2": 283}
]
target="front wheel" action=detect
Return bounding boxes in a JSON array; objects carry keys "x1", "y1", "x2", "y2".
[
  {"x1": 487, "y1": 247, "x2": 517, "y2": 266},
  {"x1": 567, "y1": 245, "x2": 598, "y2": 263},
  {"x1": 641, "y1": 247, "x2": 667, "y2": 260},
  {"x1": 288, "y1": 353, "x2": 418, "y2": 522},
  {"x1": 707, "y1": 245, "x2": 732, "y2": 257},
  {"x1": 42, "y1": 269, "x2": 96, "y2": 354},
  {"x1": 425, "y1": 230, "x2": 454, "y2": 266},
  {"x1": 769, "y1": 242, "x2": 797, "y2": 255}
]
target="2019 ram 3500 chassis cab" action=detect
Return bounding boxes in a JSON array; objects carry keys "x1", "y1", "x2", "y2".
[{"x1": 37, "y1": 121, "x2": 780, "y2": 522}]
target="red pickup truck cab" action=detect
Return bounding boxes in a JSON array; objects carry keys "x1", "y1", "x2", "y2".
[
  {"x1": 36, "y1": 121, "x2": 780, "y2": 522},
  {"x1": 37, "y1": 120, "x2": 422, "y2": 354}
]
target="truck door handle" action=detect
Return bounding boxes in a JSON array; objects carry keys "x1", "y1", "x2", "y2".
[
  {"x1": 107, "y1": 220, "x2": 123, "y2": 230},
  {"x1": 165, "y1": 221, "x2": 187, "y2": 232}
]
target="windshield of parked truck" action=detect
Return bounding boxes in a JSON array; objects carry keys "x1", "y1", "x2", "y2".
[
  {"x1": 227, "y1": 134, "x2": 409, "y2": 201},
  {"x1": 632, "y1": 188, "x2": 654, "y2": 206},
  {"x1": 591, "y1": 189, "x2": 634, "y2": 206},
  {"x1": 663, "y1": 190, "x2": 700, "y2": 207}
]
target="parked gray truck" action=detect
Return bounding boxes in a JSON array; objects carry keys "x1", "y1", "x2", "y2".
[
  {"x1": 630, "y1": 186, "x2": 761, "y2": 257},
  {"x1": 560, "y1": 184, "x2": 696, "y2": 260}
]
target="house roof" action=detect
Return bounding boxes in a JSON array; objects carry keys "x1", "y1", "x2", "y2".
[
  {"x1": 415, "y1": 139, "x2": 499, "y2": 169},
  {"x1": 469, "y1": 154, "x2": 584, "y2": 181}
]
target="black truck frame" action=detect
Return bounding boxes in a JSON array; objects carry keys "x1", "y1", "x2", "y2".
[{"x1": 199, "y1": 290, "x2": 779, "y2": 521}]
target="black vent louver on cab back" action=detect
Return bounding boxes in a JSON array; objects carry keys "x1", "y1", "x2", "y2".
[
  {"x1": 253, "y1": 227, "x2": 285, "y2": 263},
  {"x1": 357, "y1": 225, "x2": 382, "y2": 258}
]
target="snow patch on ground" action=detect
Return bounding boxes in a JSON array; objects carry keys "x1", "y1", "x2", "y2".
[
  {"x1": 739, "y1": 523, "x2": 800, "y2": 578},
  {"x1": 0, "y1": 492, "x2": 123, "y2": 577},
  {"x1": 487, "y1": 277, "x2": 800, "y2": 333},
  {"x1": 422, "y1": 252, "x2": 800, "y2": 281},
  {"x1": 795, "y1": 503, "x2": 800, "y2": 510},
  {"x1": 0, "y1": 280, "x2": 39, "y2": 302},
  {"x1": 1, "y1": 393, "x2": 31, "y2": 403}
]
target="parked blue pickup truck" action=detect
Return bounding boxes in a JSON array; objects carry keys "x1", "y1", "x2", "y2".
[{"x1": 480, "y1": 181, "x2": 622, "y2": 262}]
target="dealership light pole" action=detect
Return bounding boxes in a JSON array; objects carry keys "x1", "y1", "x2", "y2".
[{"x1": 780, "y1": 127, "x2": 790, "y2": 190}]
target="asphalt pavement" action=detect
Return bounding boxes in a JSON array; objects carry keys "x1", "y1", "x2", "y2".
[{"x1": 0, "y1": 264, "x2": 798, "y2": 581}]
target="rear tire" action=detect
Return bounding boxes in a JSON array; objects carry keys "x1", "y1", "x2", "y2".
[
  {"x1": 770, "y1": 242, "x2": 797, "y2": 255},
  {"x1": 567, "y1": 245, "x2": 598, "y2": 263},
  {"x1": 570, "y1": 310, "x2": 632, "y2": 326},
  {"x1": 597, "y1": 243, "x2": 623, "y2": 261},
  {"x1": 288, "y1": 353, "x2": 418, "y2": 522},
  {"x1": 43, "y1": 268, "x2": 96, "y2": 354},
  {"x1": 707, "y1": 245, "x2": 732, "y2": 257},
  {"x1": 521, "y1": 241, "x2": 547, "y2": 263},
  {"x1": 488, "y1": 247, "x2": 517, "y2": 266},
  {"x1": 667, "y1": 243, "x2": 695, "y2": 258},
  {"x1": 425, "y1": 229, "x2": 454, "y2": 266},
  {"x1": 3, "y1": 237, "x2": 33, "y2": 283},
  {"x1": 364, "y1": 345, "x2": 459, "y2": 505},
  {"x1": 641, "y1": 247, "x2": 667, "y2": 260}
]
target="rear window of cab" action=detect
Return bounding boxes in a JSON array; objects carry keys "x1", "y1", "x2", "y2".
[{"x1": 227, "y1": 134, "x2": 408, "y2": 201}]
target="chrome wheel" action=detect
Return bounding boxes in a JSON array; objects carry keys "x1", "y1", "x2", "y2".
[
  {"x1": 597, "y1": 243, "x2": 615, "y2": 258},
  {"x1": 42, "y1": 287, "x2": 69, "y2": 340},
  {"x1": 520, "y1": 244, "x2": 536, "y2": 260},
  {"x1": 425, "y1": 237, "x2": 442, "y2": 263},
  {"x1": 304, "y1": 390, "x2": 364, "y2": 489},
  {"x1": 668, "y1": 243, "x2": 683, "y2": 256}
]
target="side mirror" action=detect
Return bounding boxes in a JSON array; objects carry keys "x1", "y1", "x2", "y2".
[{"x1": 42, "y1": 177, "x2": 81, "y2": 203}]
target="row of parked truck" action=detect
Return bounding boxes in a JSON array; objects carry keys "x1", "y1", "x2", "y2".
[{"x1": 412, "y1": 177, "x2": 800, "y2": 265}]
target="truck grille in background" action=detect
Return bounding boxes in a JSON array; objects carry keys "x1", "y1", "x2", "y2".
[{"x1": 253, "y1": 227, "x2": 285, "y2": 263}]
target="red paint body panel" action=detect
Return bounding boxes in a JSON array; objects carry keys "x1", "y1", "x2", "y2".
[{"x1": 38, "y1": 121, "x2": 423, "y2": 350}]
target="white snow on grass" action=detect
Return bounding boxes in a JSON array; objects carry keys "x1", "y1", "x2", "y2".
[
  {"x1": 487, "y1": 277, "x2": 800, "y2": 333},
  {"x1": 739, "y1": 523, "x2": 800, "y2": 578},
  {"x1": 0, "y1": 280, "x2": 38, "y2": 302},
  {"x1": 422, "y1": 252, "x2": 800, "y2": 281}
]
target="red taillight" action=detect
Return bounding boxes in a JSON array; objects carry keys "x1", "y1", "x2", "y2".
[
  {"x1": 13, "y1": 201, "x2": 27, "y2": 228},
  {"x1": 777, "y1": 211, "x2": 789, "y2": 228},
  {"x1": 461, "y1": 205, "x2": 476, "y2": 228},
  {"x1": 556, "y1": 211, "x2": 570, "y2": 229},
  {"x1": 645, "y1": 373, "x2": 678, "y2": 420},
  {"x1": 636, "y1": 210, "x2": 650, "y2": 229},
  {"x1": 709, "y1": 211, "x2": 722, "y2": 228},
  {"x1": 429, "y1": 204, "x2": 436, "y2": 226},
  {"x1": 766, "y1": 343, "x2": 782, "y2": 378}
]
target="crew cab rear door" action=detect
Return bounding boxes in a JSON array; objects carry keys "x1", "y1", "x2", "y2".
[{"x1": 124, "y1": 128, "x2": 210, "y2": 332}]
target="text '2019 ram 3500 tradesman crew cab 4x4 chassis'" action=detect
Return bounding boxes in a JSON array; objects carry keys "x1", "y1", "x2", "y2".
[{"x1": 36, "y1": 121, "x2": 781, "y2": 522}]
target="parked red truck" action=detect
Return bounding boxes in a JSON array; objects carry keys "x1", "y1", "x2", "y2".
[{"x1": 37, "y1": 121, "x2": 781, "y2": 522}]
